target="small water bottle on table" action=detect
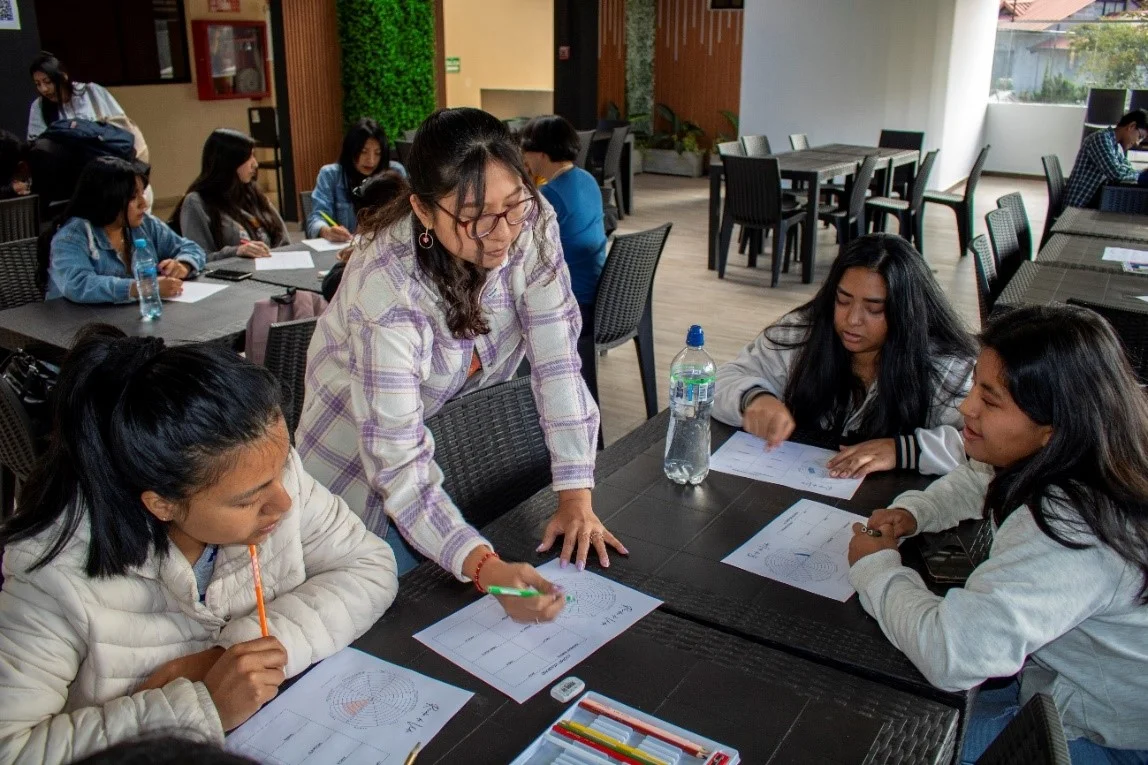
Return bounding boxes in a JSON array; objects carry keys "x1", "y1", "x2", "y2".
[
  {"x1": 132, "y1": 237, "x2": 163, "y2": 321},
  {"x1": 664, "y1": 324, "x2": 715, "y2": 485}
]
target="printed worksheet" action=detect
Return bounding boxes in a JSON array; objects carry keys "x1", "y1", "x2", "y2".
[
  {"x1": 414, "y1": 559, "x2": 662, "y2": 703},
  {"x1": 709, "y1": 431, "x2": 864, "y2": 499},
  {"x1": 226, "y1": 648, "x2": 472, "y2": 764},
  {"x1": 723, "y1": 499, "x2": 861, "y2": 601},
  {"x1": 165, "y1": 281, "x2": 228, "y2": 303},
  {"x1": 1102, "y1": 246, "x2": 1148, "y2": 264},
  {"x1": 254, "y1": 251, "x2": 316, "y2": 271},
  {"x1": 302, "y1": 237, "x2": 352, "y2": 253}
]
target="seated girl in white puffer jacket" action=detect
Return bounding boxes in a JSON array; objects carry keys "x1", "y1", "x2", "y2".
[{"x1": 0, "y1": 326, "x2": 399, "y2": 765}]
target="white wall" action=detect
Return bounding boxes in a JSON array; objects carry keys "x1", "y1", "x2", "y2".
[
  {"x1": 740, "y1": 0, "x2": 997, "y2": 191},
  {"x1": 983, "y1": 102, "x2": 1084, "y2": 176}
]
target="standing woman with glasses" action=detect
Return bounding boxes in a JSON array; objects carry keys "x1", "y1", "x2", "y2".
[{"x1": 297, "y1": 108, "x2": 623, "y2": 623}]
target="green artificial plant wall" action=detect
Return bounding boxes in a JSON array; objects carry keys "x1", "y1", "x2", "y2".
[
  {"x1": 625, "y1": 0, "x2": 654, "y2": 136},
  {"x1": 337, "y1": 0, "x2": 437, "y2": 142}
]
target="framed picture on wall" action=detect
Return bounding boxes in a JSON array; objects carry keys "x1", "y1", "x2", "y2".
[
  {"x1": 0, "y1": 0, "x2": 22, "y2": 30},
  {"x1": 191, "y1": 19, "x2": 271, "y2": 100}
]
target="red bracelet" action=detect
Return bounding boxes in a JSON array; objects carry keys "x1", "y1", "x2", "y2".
[{"x1": 473, "y1": 550, "x2": 500, "y2": 593}]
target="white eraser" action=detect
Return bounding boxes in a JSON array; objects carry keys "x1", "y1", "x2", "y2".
[{"x1": 550, "y1": 676, "x2": 585, "y2": 703}]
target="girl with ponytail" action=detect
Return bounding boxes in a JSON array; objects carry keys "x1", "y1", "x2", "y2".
[{"x1": 0, "y1": 326, "x2": 398, "y2": 764}]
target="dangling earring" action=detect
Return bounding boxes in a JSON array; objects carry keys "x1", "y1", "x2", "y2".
[{"x1": 418, "y1": 229, "x2": 434, "y2": 249}]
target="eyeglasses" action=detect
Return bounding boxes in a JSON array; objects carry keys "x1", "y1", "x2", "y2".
[{"x1": 434, "y1": 196, "x2": 536, "y2": 240}]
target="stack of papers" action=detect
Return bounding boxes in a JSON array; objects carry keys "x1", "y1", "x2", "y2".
[
  {"x1": 1103, "y1": 246, "x2": 1148, "y2": 265},
  {"x1": 254, "y1": 251, "x2": 316, "y2": 271}
]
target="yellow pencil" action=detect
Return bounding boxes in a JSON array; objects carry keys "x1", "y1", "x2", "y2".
[
  {"x1": 403, "y1": 742, "x2": 422, "y2": 765},
  {"x1": 560, "y1": 721, "x2": 669, "y2": 765},
  {"x1": 319, "y1": 211, "x2": 339, "y2": 228}
]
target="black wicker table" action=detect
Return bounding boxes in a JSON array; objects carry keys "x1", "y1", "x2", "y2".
[
  {"x1": 708, "y1": 146, "x2": 919, "y2": 284},
  {"x1": 358, "y1": 561, "x2": 958, "y2": 764},
  {"x1": 475, "y1": 413, "x2": 968, "y2": 714},
  {"x1": 1035, "y1": 233, "x2": 1148, "y2": 274},
  {"x1": 0, "y1": 276, "x2": 283, "y2": 357},
  {"x1": 996, "y1": 260, "x2": 1148, "y2": 314},
  {"x1": 210, "y1": 244, "x2": 342, "y2": 294},
  {"x1": 1050, "y1": 206, "x2": 1148, "y2": 242}
]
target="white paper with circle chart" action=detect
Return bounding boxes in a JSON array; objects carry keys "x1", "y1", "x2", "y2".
[
  {"x1": 414, "y1": 559, "x2": 662, "y2": 703},
  {"x1": 709, "y1": 431, "x2": 864, "y2": 500},
  {"x1": 225, "y1": 647, "x2": 472, "y2": 764},
  {"x1": 722, "y1": 499, "x2": 860, "y2": 601}
]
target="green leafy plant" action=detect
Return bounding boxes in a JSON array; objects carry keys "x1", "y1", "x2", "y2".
[
  {"x1": 714, "y1": 109, "x2": 739, "y2": 146},
  {"x1": 1016, "y1": 73, "x2": 1088, "y2": 105},
  {"x1": 625, "y1": 0, "x2": 655, "y2": 137},
  {"x1": 645, "y1": 103, "x2": 705, "y2": 154},
  {"x1": 336, "y1": 0, "x2": 436, "y2": 142},
  {"x1": 1069, "y1": 18, "x2": 1148, "y2": 89}
]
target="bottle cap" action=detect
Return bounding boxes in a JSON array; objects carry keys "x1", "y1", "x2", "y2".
[
  {"x1": 686, "y1": 324, "x2": 704, "y2": 347},
  {"x1": 133, "y1": 238, "x2": 148, "y2": 249}
]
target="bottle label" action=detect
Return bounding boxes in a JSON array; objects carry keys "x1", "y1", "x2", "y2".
[{"x1": 671, "y1": 377, "x2": 714, "y2": 404}]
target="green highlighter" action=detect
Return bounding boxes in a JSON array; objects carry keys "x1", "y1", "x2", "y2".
[{"x1": 486, "y1": 585, "x2": 575, "y2": 602}]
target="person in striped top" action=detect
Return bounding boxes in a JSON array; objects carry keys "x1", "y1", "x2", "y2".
[{"x1": 296, "y1": 108, "x2": 624, "y2": 623}]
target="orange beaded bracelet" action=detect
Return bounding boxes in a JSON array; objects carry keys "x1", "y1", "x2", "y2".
[{"x1": 473, "y1": 550, "x2": 500, "y2": 593}]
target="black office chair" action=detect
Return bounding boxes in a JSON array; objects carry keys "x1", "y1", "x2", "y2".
[
  {"x1": 971, "y1": 235, "x2": 998, "y2": 327},
  {"x1": 986, "y1": 207, "x2": 1027, "y2": 289},
  {"x1": 975, "y1": 693, "x2": 1070, "y2": 765},
  {"x1": 0, "y1": 238, "x2": 45, "y2": 311},
  {"x1": 0, "y1": 196, "x2": 39, "y2": 244},
  {"x1": 789, "y1": 134, "x2": 809, "y2": 151},
  {"x1": 740, "y1": 134, "x2": 772, "y2": 157},
  {"x1": 924, "y1": 144, "x2": 991, "y2": 257},
  {"x1": 1068, "y1": 298, "x2": 1148, "y2": 384},
  {"x1": 996, "y1": 192, "x2": 1033, "y2": 262},
  {"x1": 579, "y1": 223, "x2": 673, "y2": 438},
  {"x1": 718, "y1": 156, "x2": 805, "y2": 286},
  {"x1": 425, "y1": 376, "x2": 551, "y2": 529},
  {"x1": 1041, "y1": 155, "x2": 1065, "y2": 248},
  {"x1": 263, "y1": 317, "x2": 319, "y2": 439},
  {"x1": 866, "y1": 149, "x2": 938, "y2": 255}
]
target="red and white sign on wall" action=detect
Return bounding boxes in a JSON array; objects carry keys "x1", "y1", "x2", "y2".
[
  {"x1": 558, "y1": 45, "x2": 571, "y2": 61},
  {"x1": 209, "y1": 0, "x2": 241, "y2": 12}
]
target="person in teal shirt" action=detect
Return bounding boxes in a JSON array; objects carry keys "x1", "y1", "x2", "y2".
[
  {"x1": 521, "y1": 116, "x2": 607, "y2": 311},
  {"x1": 48, "y1": 157, "x2": 205, "y2": 304}
]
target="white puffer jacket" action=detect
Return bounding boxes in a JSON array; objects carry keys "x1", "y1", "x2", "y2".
[{"x1": 0, "y1": 449, "x2": 399, "y2": 765}]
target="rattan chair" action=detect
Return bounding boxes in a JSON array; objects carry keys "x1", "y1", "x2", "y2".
[
  {"x1": 976, "y1": 693, "x2": 1070, "y2": 765},
  {"x1": 299, "y1": 190, "x2": 314, "y2": 225},
  {"x1": 996, "y1": 192, "x2": 1033, "y2": 262},
  {"x1": 715, "y1": 141, "x2": 745, "y2": 157},
  {"x1": 788, "y1": 133, "x2": 809, "y2": 151},
  {"x1": 394, "y1": 140, "x2": 413, "y2": 169},
  {"x1": 1067, "y1": 298, "x2": 1148, "y2": 384},
  {"x1": 986, "y1": 207, "x2": 1027, "y2": 290},
  {"x1": 263, "y1": 317, "x2": 319, "y2": 439},
  {"x1": 740, "y1": 134, "x2": 772, "y2": 157},
  {"x1": 0, "y1": 238, "x2": 45, "y2": 311},
  {"x1": 579, "y1": 223, "x2": 673, "y2": 433},
  {"x1": 425, "y1": 376, "x2": 551, "y2": 529},
  {"x1": 0, "y1": 376, "x2": 41, "y2": 519},
  {"x1": 0, "y1": 195, "x2": 39, "y2": 244},
  {"x1": 1100, "y1": 185, "x2": 1148, "y2": 215},
  {"x1": 971, "y1": 235, "x2": 998, "y2": 327},
  {"x1": 1041, "y1": 155, "x2": 1066, "y2": 248},
  {"x1": 591, "y1": 126, "x2": 629, "y2": 220},
  {"x1": 924, "y1": 144, "x2": 991, "y2": 257},
  {"x1": 821, "y1": 155, "x2": 880, "y2": 252},
  {"x1": 877, "y1": 130, "x2": 925, "y2": 199},
  {"x1": 575, "y1": 130, "x2": 595, "y2": 169},
  {"x1": 866, "y1": 149, "x2": 938, "y2": 254},
  {"x1": 717, "y1": 156, "x2": 805, "y2": 286}
]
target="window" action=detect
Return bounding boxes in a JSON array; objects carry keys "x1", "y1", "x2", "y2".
[
  {"x1": 991, "y1": 0, "x2": 1148, "y2": 105},
  {"x1": 34, "y1": 0, "x2": 190, "y2": 86}
]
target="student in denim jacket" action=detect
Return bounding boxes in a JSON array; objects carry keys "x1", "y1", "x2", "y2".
[
  {"x1": 48, "y1": 157, "x2": 204, "y2": 304},
  {"x1": 306, "y1": 118, "x2": 407, "y2": 243}
]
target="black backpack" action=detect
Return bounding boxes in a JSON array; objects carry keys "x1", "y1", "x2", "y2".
[{"x1": 40, "y1": 118, "x2": 136, "y2": 164}]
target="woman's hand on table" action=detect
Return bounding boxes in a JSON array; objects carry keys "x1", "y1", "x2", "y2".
[
  {"x1": 204, "y1": 636, "x2": 288, "y2": 731},
  {"x1": 846, "y1": 508, "x2": 916, "y2": 565},
  {"x1": 537, "y1": 489, "x2": 628, "y2": 571},
  {"x1": 320, "y1": 224, "x2": 353, "y2": 243},
  {"x1": 827, "y1": 438, "x2": 896, "y2": 478},
  {"x1": 481, "y1": 558, "x2": 567, "y2": 623},
  {"x1": 742, "y1": 394, "x2": 795, "y2": 449},
  {"x1": 158, "y1": 259, "x2": 190, "y2": 280},
  {"x1": 237, "y1": 240, "x2": 271, "y2": 258}
]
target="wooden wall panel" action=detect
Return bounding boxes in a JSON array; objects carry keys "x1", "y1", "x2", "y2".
[
  {"x1": 598, "y1": 0, "x2": 626, "y2": 119},
  {"x1": 282, "y1": 0, "x2": 344, "y2": 207},
  {"x1": 654, "y1": 0, "x2": 741, "y2": 149}
]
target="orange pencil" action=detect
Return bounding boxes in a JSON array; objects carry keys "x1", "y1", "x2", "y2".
[{"x1": 249, "y1": 544, "x2": 269, "y2": 637}]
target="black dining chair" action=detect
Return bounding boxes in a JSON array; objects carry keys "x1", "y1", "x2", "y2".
[
  {"x1": 263, "y1": 316, "x2": 319, "y2": 440},
  {"x1": 789, "y1": 133, "x2": 810, "y2": 151},
  {"x1": 424, "y1": 375, "x2": 552, "y2": 529},
  {"x1": 1040, "y1": 154, "x2": 1065, "y2": 248},
  {"x1": 299, "y1": 190, "x2": 314, "y2": 225},
  {"x1": 0, "y1": 195, "x2": 39, "y2": 244},
  {"x1": 821, "y1": 155, "x2": 880, "y2": 253},
  {"x1": 394, "y1": 140, "x2": 413, "y2": 169},
  {"x1": 1100, "y1": 186, "x2": 1148, "y2": 215},
  {"x1": 986, "y1": 207, "x2": 1027, "y2": 290},
  {"x1": 717, "y1": 156, "x2": 805, "y2": 286},
  {"x1": 1068, "y1": 298, "x2": 1148, "y2": 384},
  {"x1": 976, "y1": 693, "x2": 1070, "y2": 765},
  {"x1": 0, "y1": 238, "x2": 45, "y2": 311},
  {"x1": 996, "y1": 192, "x2": 1033, "y2": 262},
  {"x1": 715, "y1": 141, "x2": 745, "y2": 157},
  {"x1": 0, "y1": 375, "x2": 43, "y2": 520},
  {"x1": 877, "y1": 130, "x2": 925, "y2": 199},
  {"x1": 924, "y1": 144, "x2": 991, "y2": 257},
  {"x1": 865, "y1": 149, "x2": 938, "y2": 255},
  {"x1": 740, "y1": 134, "x2": 772, "y2": 157},
  {"x1": 575, "y1": 129, "x2": 596, "y2": 169},
  {"x1": 591, "y1": 126, "x2": 629, "y2": 221},
  {"x1": 580, "y1": 223, "x2": 672, "y2": 421},
  {"x1": 971, "y1": 235, "x2": 998, "y2": 326}
]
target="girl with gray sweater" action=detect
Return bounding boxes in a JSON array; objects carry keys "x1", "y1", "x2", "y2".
[
  {"x1": 173, "y1": 129, "x2": 288, "y2": 262},
  {"x1": 848, "y1": 305, "x2": 1148, "y2": 763}
]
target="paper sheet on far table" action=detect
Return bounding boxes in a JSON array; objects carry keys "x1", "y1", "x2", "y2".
[
  {"x1": 1102, "y1": 246, "x2": 1148, "y2": 264},
  {"x1": 165, "y1": 281, "x2": 228, "y2": 303},
  {"x1": 254, "y1": 251, "x2": 316, "y2": 271},
  {"x1": 723, "y1": 499, "x2": 861, "y2": 601},
  {"x1": 302, "y1": 237, "x2": 351, "y2": 253},
  {"x1": 225, "y1": 647, "x2": 472, "y2": 764},
  {"x1": 709, "y1": 431, "x2": 864, "y2": 500},
  {"x1": 414, "y1": 559, "x2": 662, "y2": 704}
]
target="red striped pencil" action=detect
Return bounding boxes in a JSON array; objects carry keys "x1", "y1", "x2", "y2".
[{"x1": 579, "y1": 698, "x2": 710, "y2": 758}]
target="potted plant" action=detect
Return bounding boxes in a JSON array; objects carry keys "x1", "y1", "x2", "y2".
[{"x1": 640, "y1": 104, "x2": 706, "y2": 177}]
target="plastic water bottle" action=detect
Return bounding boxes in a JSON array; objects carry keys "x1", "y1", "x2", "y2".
[
  {"x1": 664, "y1": 325, "x2": 715, "y2": 485},
  {"x1": 132, "y1": 238, "x2": 163, "y2": 321}
]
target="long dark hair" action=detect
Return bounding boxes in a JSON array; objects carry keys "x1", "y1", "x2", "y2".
[
  {"x1": 29, "y1": 51, "x2": 74, "y2": 127},
  {"x1": 360, "y1": 107, "x2": 548, "y2": 339},
  {"x1": 770, "y1": 233, "x2": 975, "y2": 438},
  {"x1": 339, "y1": 117, "x2": 390, "y2": 197},
  {"x1": 981, "y1": 304, "x2": 1148, "y2": 601},
  {"x1": 0, "y1": 325, "x2": 283, "y2": 578},
  {"x1": 172, "y1": 128, "x2": 285, "y2": 247}
]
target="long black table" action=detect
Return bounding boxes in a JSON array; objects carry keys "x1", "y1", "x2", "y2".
[
  {"x1": 0, "y1": 276, "x2": 283, "y2": 356},
  {"x1": 358, "y1": 561, "x2": 959, "y2": 764},
  {"x1": 1036, "y1": 233, "x2": 1148, "y2": 274},
  {"x1": 1050, "y1": 206, "x2": 1148, "y2": 242},
  {"x1": 996, "y1": 259, "x2": 1148, "y2": 314},
  {"x1": 210, "y1": 246, "x2": 341, "y2": 294},
  {"x1": 708, "y1": 145, "x2": 919, "y2": 284}
]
